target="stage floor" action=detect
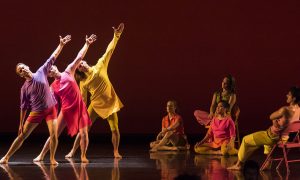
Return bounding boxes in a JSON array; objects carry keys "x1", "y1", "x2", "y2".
[{"x1": 0, "y1": 139, "x2": 299, "y2": 180}]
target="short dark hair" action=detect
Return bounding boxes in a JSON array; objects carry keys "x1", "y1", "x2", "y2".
[
  {"x1": 290, "y1": 86, "x2": 300, "y2": 104},
  {"x1": 16, "y1": 63, "x2": 25, "y2": 75},
  {"x1": 218, "y1": 100, "x2": 230, "y2": 109},
  {"x1": 75, "y1": 69, "x2": 87, "y2": 81}
]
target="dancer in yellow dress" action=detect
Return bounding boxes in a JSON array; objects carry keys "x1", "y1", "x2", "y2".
[{"x1": 65, "y1": 23, "x2": 124, "y2": 158}]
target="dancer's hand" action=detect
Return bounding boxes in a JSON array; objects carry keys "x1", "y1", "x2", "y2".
[
  {"x1": 208, "y1": 113, "x2": 214, "y2": 119},
  {"x1": 18, "y1": 124, "x2": 23, "y2": 135},
  {"x1": 86, "y1": 34, "x2": 97, "y2": 45},
  {"x1": 59, "y1": 35, "x2": 72, "y2": 46},
  {"x1": 113, "y1": 23, "x2": 124, "y2": 38}
]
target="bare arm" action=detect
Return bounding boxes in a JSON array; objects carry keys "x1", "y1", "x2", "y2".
[
  {"x1": 209, "y1": 93, "x2": 217, "y2": 118},
  {"x1": 95, "y1": 23, "x2": 124, "y2": 69},
  {"x1": 18, "y1": 110, "x2": 27, "y2": 135},
  {"x1": 51, "y1": 35, "x2": 71, "y2": 59},
  {"x1": 196, "y1": 127, "x2": 212, "y2": 146},
  {"x1": 41, "y1": 35, "x2": 71, "y2": 73},
  {"x1": 228, "y1": 93, "x2": 237, "y2": 112},
  {"x1": 270, "y1": 107, "x2": 288, "y2": 120},
  {"x1": 67, "y1": 34, "x2": 97, "y2": 74}
]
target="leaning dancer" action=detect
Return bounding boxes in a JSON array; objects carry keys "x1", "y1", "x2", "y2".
[
  {"x1": 66, "y1": 23, "x2": 124, "y2": 158},
  {"x1": 0, "y1": 35, "x2": 71, "y2": 165},
  {"x1": 33, "y1": 35, "x2": 97, "y2": 163},
  {"x1": 228, "y1": 87, "x2": 300, "y2": 170}
]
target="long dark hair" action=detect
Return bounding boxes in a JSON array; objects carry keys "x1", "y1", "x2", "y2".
[
  {"x1": 75, "y1": 69, "x2": 87, "y2": 82},
  {"x1": 224, "y1": 74, "x2": 236, "y2": 93}
]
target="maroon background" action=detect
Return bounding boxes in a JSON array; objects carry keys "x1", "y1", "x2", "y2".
[{"x1": 0, "y1": 0, "x2": 300, "y2": 135}]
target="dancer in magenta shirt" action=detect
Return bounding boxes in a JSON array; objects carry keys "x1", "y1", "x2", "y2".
[
  {"x1": 0, "y1": 35, "x2": 71, "y2": 165},
  {"x1": 33, "y1": 34, "x2": 97, "y2": 163}
]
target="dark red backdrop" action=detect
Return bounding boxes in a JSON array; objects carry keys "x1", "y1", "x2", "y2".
[{"x1": 1, "y1": 0, "x2": 299, "y2": 135}]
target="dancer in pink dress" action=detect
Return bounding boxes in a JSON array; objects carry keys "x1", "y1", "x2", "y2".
[{"x1": 33, "y1": 35, "x2": 97, "y2": 163}]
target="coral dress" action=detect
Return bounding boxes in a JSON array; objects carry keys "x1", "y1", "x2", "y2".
[{"x1": 51, "y1": 71, "x2": 92, "y2": 136}]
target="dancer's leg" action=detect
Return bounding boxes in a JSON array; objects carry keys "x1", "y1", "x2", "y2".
[
  {"x1": 228, "y1": 131, "x2": 274, "y2": 170},
  {"x1": 107, "y1": 113, "x2": 122, "y2": 158},
  {"x1": 65, "y1": 105, "x2": 98, "y2": 158},
  {"x1": 46, "y1": 119, "x2": 58, "y2": 165},
  {"x1": 34, "y1": 112, "x2": 66, "y2": 161},
  {"x1": 79, "y1": 126, "x2": 89, "y2": 163},
  {"x1": 0, "y1": 121, "x2": 38, "y2": 164},
  {"x1": 150, "y1": 131, "x2": 174, "y2": 152}
]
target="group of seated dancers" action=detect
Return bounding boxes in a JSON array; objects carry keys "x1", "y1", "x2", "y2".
[
  {"x1": 150, "y1": 75, "x2": 300, "y2": 171},
  {"x1": 0, "y1": 22, "x2": 300, "y2": 172}
]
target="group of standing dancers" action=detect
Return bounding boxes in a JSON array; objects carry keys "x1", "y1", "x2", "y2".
[
  {"x1": 0, "y1": 23, "x2": 124, "y2": 165},
  {"x1": 1, "y1": 22, "x2": 300, "y2": 172}
]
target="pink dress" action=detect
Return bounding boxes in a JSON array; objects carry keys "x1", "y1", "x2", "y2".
[{"x1": 51, "y1": 71, "x2": 92, "y2": 136}]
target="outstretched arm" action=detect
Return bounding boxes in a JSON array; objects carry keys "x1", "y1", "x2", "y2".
[
  {"x1": 95, "y1": 23, "x2": 124, "y2": 69},
  {"x1": 52, "y1": 35, "x2": 72, "y2": 59},
  {"x1": 41, "y1": 35, "x2": 71, "y2": 73},
  {"x1": 67, "y1": 34, "x2": 97, "y2": 74}
]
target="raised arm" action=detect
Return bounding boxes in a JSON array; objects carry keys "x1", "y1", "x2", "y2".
[
  {"x1": 95, "y1": 23, "x2": 124, "y2": 69},
  {"x1": 66, "y1": 34, "x2": 97, "y2": 74},
  {"x1": 41, "y1": 35, "x2": 71, "y2": 73},
  {"x1": 52, "y1": 35, "x2": 72, "y2": 59},
  {"x1": 209, "y1": 92, "x2": 217, "y2": 119}
]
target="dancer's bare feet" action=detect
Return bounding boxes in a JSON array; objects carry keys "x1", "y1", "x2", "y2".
[
  {"x1": 227, "y1": 164, "x2": 243, "y2": 171},
  {"x1": 50, "y1": 159, "x2": 59, "y2": 165},
  {"x1": 81, "y1": 156, "x2": 89, "y2": 163},
  {"x1": 0, "y1": 157, "x2": 8, "y2": 164},
  {"x1": 114, "y1": 151, "x2": 122, "y2": 159},
  {"x1": 65, "y1": 151, "x2": 75, "y2": 158},
  {"x1": 149, "y1": 147, "x2": 158, "y2": 152},
  {"x1": 33, "y1": 154, "x2": 44, "y2": 162}
]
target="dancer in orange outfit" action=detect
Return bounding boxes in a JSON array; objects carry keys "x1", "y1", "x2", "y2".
[{"x1": 150, "y1": 100, "x2": 189, "y2": 152}]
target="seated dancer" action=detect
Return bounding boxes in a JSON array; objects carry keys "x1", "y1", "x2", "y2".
[
  {"x1": 0, "y1": 35, "x2": 71, "y2": 165},
  {"x1": 65, "y1": 23, "x2": 124, "y2": 158},
  {"x1": 194, "y1": 75, "x2": 238, "y2": 126},
  {"x1": 194, "y1": 101, "x2": 238, "y2": 155},
  {"x1": 150, "y1": 100, "x2": 189, "y2": 152},
  {"x1": 33, "y1": 35, "x2": 97, "y2": 163},
  {"x1": 228, "y1": 87, "x2": 300, "y2": 170}
]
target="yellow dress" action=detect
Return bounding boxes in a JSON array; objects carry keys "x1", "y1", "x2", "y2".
[{"x1": 80, "y1": 34, "x2": 123, "y2": 119}]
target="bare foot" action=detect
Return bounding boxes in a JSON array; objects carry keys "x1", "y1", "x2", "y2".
[
  {"x1": 50, "y1": 159, "x2": 59, "y2": 165},
  {"x1": 0, "y1": 157, "x2": 8, "y2": 164},
  {"x1": 81, "y1": 156, "x2": 89, "y2": 163},
  {"x1": 114, "y1": 151, "x2": 122, "y2": 159},
  {"x1": 149, "y1": 148, "x2": 158, "y2": 152},
  {"x1": 65, "y1": 151, "x2": 75, "y2": 158},
  {"x1": 227, "y1": 164, "x2": 243, "y2": 171},
  {"x1": 33, "y1": 155, "x2": 44, "y2": 162}
]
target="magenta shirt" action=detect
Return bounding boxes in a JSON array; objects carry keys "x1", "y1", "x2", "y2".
[
  {"x1": 20, "y1": 56, "x2": 57, "y2": 111},
  {"x1": 209, "y1": 116, "x2": 236, "y2": 139}
]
